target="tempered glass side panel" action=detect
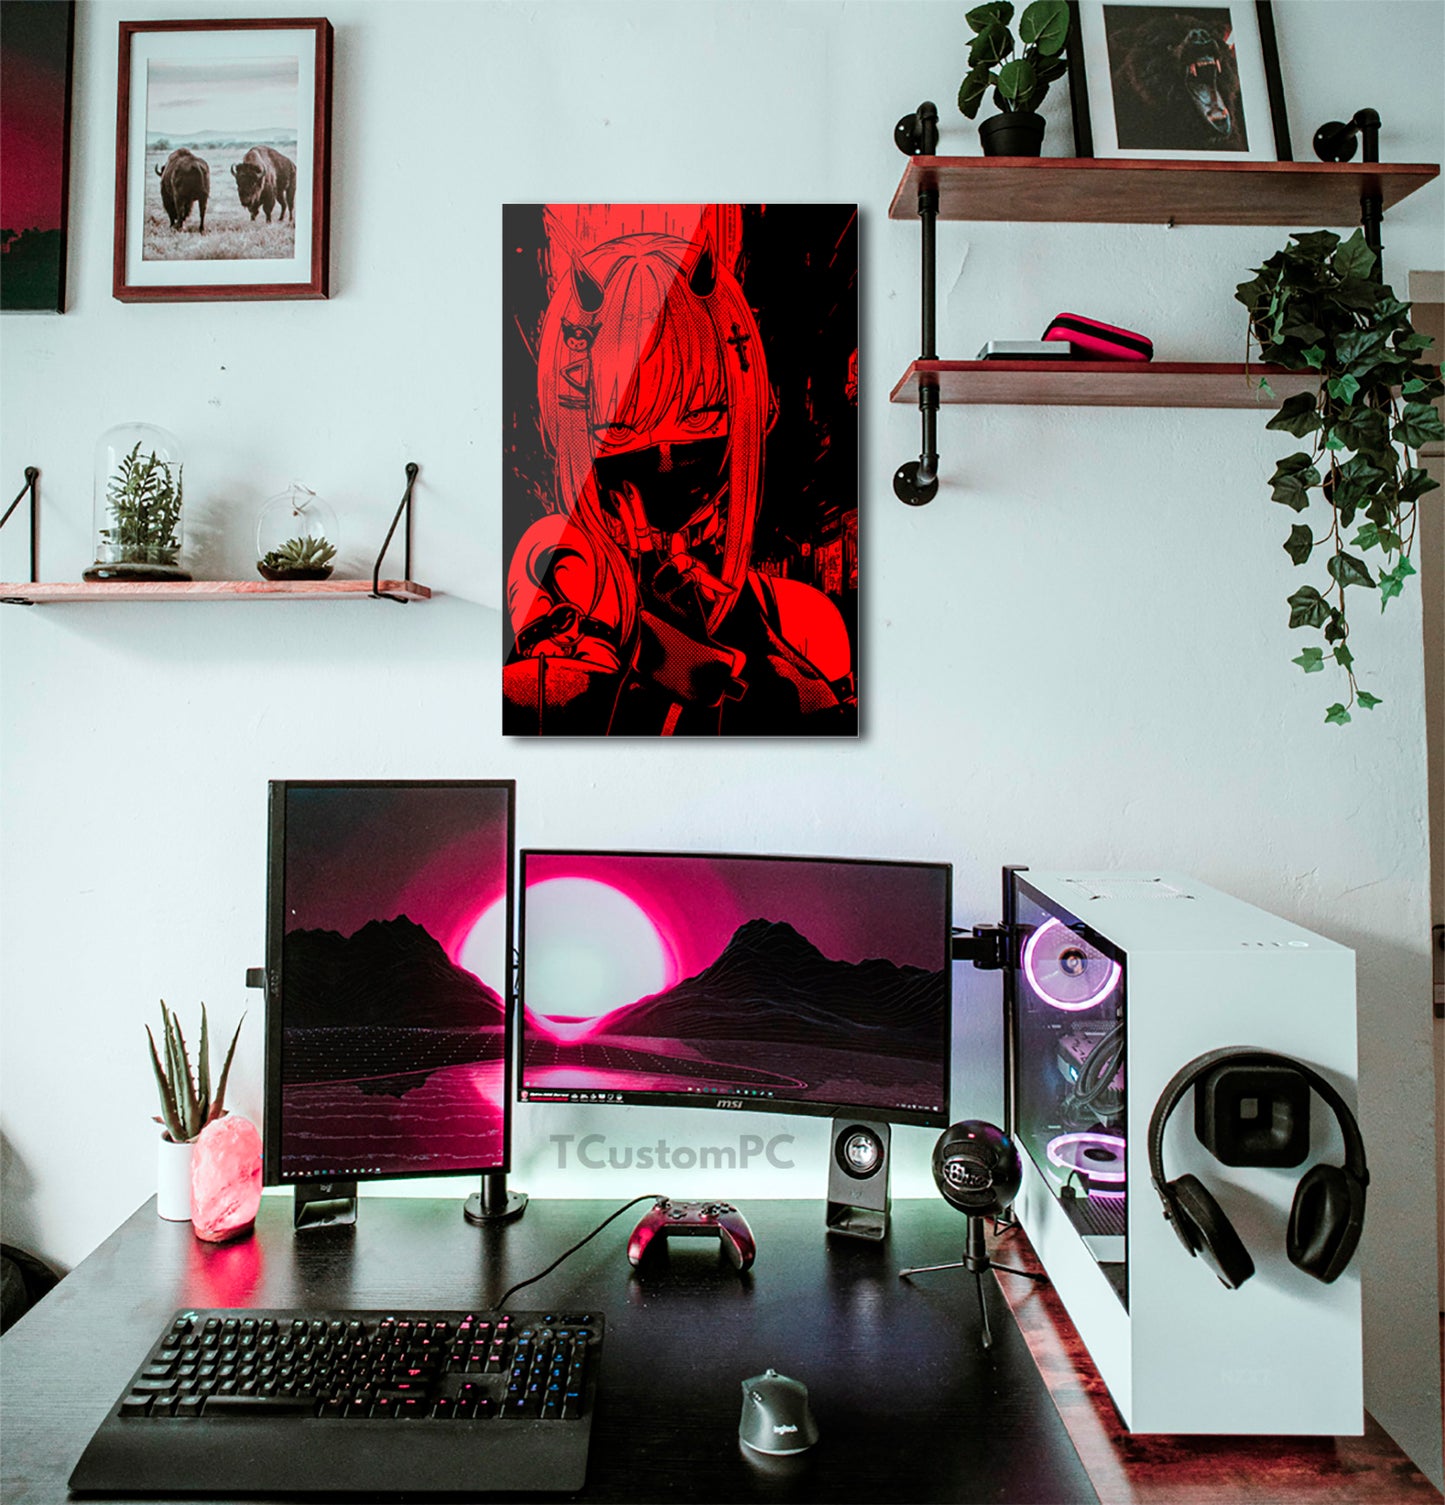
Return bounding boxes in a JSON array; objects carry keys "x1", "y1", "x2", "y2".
[{"x1": 1012, "y1": 877, "x2": 1128, "y2": 1310}]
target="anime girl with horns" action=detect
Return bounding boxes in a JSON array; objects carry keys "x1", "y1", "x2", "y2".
[{"x1": 504, "y1": 205, "x2": 855, "y2": 735}]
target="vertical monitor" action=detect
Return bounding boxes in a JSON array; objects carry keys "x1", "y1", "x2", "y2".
[
  {"x1": 518, "y1": 851, "x2": 951, "y2": 1127},
  {"x1": 263, "y1": 780, "x2": 515, "y2": 1185}
]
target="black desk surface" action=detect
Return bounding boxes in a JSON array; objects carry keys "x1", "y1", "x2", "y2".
[{"x1": 1, "y1": 1195, "x2": 1097, "y2": 1505}]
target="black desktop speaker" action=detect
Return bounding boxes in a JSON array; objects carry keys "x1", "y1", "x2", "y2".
[
  {"x1": 825, "y1": 1119, "x2": 891, "y2": 1240},
  {"x1": 931, "y1": 1121, "x2": 1022, "y2": 1218}
]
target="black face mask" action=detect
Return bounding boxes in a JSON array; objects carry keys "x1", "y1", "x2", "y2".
[{"x1": 593, "y1": 437, "x2": 728, "y2": 536}]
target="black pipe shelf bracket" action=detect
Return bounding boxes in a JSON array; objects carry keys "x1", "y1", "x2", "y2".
[
  {"x1": 1313, "y1": 107, "x2": 1384, "y2": 269},
  {"x1": 372, "y1": 461, "x2": 420, "y2": 602},
  {"x1": 0, "y1": 467, "x2": 41, "y2": 600},
  {"x1": 893, "y1": 102, "x2": 941, "y2": 506}
]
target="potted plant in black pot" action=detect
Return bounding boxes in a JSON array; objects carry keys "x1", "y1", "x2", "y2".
[{"x1": 958, "y1": 0, "x2": 1071, "y2": 156}]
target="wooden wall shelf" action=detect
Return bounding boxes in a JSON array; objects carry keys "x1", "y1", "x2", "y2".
[
  {"x1": 0, "y1": 579, "x2": 431, "y2": 605},
  {"x1": 889, "y1": 360, "x2": 1317, "y2": 408},
  {"x1": 886, "y1": 149, "x2": 1440, "y2": 500},
  {"x1": 888, "y1": 156, "x2": 1440, "y2": 226}
]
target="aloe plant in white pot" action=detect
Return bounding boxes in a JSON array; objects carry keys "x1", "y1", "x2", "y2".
[{"x1": 146, "y1": 1001, "x2": 243, "y2": 1221}]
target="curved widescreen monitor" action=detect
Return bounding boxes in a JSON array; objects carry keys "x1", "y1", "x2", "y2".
[
  {"x1": 263, "y1": 780, "x2": 516, "y2": 1186},
  {"x1": 518, "y1": 851, "x2": 952, "y2": 1127}
]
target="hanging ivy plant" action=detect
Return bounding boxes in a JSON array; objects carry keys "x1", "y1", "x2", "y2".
[{"x1": 1235, "y1": 228, "x2": 1443, "y2": 724}]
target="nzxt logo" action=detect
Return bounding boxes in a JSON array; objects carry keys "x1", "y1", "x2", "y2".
[{"x1": 716, "y1": 1098, "x2": 745, "y2": 1110}]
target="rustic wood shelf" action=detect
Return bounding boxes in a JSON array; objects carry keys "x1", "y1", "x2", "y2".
[
  {"x1": 888, "y1": 156, "x2": 1440, "y2": 226},
  {"x1": 0, "y1": 579, "x2": 431, "y2": 605},
  {"x1": 889, "y1": 360, "x2": 1318, "y2": 408},
  {"x1": 886, "y1": 152, "x2": 1440, "y2": 497}
]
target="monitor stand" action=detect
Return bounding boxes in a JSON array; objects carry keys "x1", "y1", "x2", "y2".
[
  {"x1": 293, "y1": 1181, "x2": 357, "y2": 1230},
  {"x1": 464, "y1": 1171, "x2": 528, "y2": 1225}
]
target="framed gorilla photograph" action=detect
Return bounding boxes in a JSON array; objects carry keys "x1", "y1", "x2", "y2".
[
  {"x1": 1068, "y1": 1, "x2": 1291, "y2": 161},
  {"x1": 112, "y1": 18, "x2": 332, "y2": 302}
]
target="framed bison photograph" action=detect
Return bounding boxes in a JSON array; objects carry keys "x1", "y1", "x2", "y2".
[
  {"x1": 1068, "y1": 1, "x2": 1291, "y2": 161},
  {"x1": 112, "y1": 18, "x2": 332, "y2": 302}
]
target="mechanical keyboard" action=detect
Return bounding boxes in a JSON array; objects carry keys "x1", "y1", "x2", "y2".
[{"x1": 69, "y1": 1307, "x2": 604, "y2": 1496}]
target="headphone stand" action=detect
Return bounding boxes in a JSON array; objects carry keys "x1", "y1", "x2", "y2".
[{"x1": 899, "y1": 1216, "x2": 1046, "y2": 1348}]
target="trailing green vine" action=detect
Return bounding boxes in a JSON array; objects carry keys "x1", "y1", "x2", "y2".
[{"x1": 1235, "y1": 229, "x2": 1443, "y2": 724}]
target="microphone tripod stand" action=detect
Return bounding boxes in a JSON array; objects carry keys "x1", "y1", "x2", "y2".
[{"x1": 899, "y1": 1214, "x2": 1047, "y2": 1348}]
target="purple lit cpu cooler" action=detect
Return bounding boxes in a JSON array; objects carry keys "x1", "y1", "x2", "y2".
[{"x1": 1021, "y1": 918, "x2": 1121, "y2": 1011}]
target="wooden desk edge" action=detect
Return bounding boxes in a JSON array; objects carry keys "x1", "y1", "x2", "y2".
[{"x1": 986, "y1": 1222, "x2": 1442, "y2": 1503}]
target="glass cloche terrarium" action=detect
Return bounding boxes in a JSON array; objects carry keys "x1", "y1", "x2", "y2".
[
  {"x1": 255, "y1": 482, "x2": 339, "y2": 580},
  {"x1": 84, "y1": 423, "x2": 190, "y2": 582}
]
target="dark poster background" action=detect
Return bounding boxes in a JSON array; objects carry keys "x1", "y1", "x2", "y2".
[
  {"x1": 0, "y1": 0, "x2": 74, "y2": 313},
  {"x1": 503, "y1": 203, "x2": 858, "y2": 735}
]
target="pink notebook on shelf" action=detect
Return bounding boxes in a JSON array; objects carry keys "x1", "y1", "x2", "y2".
[{"x1": 1042, "y1": 313, "x2": 1154, "y2": 361}]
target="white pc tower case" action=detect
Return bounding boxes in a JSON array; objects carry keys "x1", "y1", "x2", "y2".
[{"x1": 1006, "y1": 870, "x2": 1362, "y2": 1435}]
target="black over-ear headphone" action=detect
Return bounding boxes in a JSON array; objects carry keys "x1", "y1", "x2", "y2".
[{"x1": 1148, "y1": 1048, "x2": 1368, "y2": 1290}]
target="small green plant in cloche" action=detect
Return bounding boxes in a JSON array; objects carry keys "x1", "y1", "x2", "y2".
[
  {"x1": 258, "y1": 535, "x2": 337, "y2": 576},
  {"x1": 146, "y1": 1000, "x2": 244, "y2": 1144},
  {"x1": 103, "y1": 442, "x2": 183, "y2": 565}
]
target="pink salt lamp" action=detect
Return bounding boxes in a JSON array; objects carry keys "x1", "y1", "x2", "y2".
[{"x1": 190, "y1": 1115, "x2": 262, "y2": 1242}]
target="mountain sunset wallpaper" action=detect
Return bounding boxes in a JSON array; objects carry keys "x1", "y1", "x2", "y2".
[
  {"x1": 520, "y1": 852, "x2": 950, "y2": 1120},
  {"x1": 269, "y1": 783, "x2": 513, "y2": 1182}
]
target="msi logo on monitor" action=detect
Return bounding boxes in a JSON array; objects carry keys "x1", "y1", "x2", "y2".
[{"x1": 716, "y1": 1099, "x2": 746, "y2": 1110}]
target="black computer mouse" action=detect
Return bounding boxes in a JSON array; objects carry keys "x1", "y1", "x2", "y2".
[{"x1": 738, "y1": 1368, "x2": 819, "y2": 1455}]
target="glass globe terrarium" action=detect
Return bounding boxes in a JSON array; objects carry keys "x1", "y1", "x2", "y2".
[
  {"x1": 255, "y1": 482, "x2": 339, "y2": 580},
  {"x1": 84, "y1": 422, "x2": 190, "y2": 582}
]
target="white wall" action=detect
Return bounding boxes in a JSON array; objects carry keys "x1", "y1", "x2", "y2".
[{"x1": 2, "y1": 0, "x2": 1440, "y2": 1484}]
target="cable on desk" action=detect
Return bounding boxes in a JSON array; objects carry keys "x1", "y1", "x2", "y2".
[{"x1": 495, "y1": 1194, "x2": 662, "y2": 1309}]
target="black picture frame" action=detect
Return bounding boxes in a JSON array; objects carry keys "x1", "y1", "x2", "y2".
[{"x1": 1066, "y1": 1, "x2": 1291, "y2": 161}]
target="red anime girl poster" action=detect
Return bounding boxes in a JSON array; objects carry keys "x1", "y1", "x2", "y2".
[{"x1": 503, "y1": 204, "x2": 858, "y2": 736}]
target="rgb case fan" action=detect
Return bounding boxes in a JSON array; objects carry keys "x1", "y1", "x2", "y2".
[{"x1": 1021, "y1": 917, "x2": 1121, "y2": 1011}]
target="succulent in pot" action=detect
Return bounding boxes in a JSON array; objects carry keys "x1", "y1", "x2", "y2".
[
  {"x1": 146, "y1": 1001, "x2": 244, "y2": 1220},
  {"x1": 147, "y1": 1000, "x2": 243, "y2": 1143},
  {"x1": 958, "y1": 0, "x2": 1071, "y2": 157},
  {"x1": 258, "y1": 533, "x2": 338, "y2": 580},
  {"x1": 255, "y1": 480, "x2": 340, "y2": 580}
]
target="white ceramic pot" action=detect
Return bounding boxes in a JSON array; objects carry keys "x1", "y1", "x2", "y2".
[{"x1": 156, "y1": 1135, "x2": 194, "y2": 1221}]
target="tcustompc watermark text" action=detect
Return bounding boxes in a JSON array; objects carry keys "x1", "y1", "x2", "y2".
[{"x1": 550, "y1": 1134, "x2": 795, "y2": 1171}]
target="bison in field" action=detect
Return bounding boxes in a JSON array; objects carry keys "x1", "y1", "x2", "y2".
[
  {"x1": 231, "y1": 146, "x2": 297, "y2": 224},
  {"x1": 155, "y1": 149, "x2": 210, "y2": 232}
]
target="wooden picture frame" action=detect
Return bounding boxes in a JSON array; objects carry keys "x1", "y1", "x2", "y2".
[
  {"x1": 1066, "y1": 1, "x2": 1291, "y2": 161},
  {"x1": 113, "y1": 17, "x2": 332, "y2": 302}
]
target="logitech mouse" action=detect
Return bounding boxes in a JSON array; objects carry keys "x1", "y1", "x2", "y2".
[{"x1": 738, "y1": 1368, "x2": 819, "y2": 1455}]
